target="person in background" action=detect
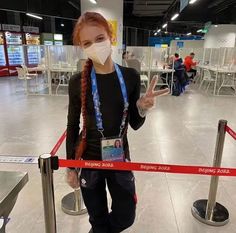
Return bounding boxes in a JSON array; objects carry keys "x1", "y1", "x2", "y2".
[
  {"x1": 122, "y1": 51, "x2": 129, "y2": 66},
  {"x1": 184, "y1": 52, "x2": 197, "y2": 78}
]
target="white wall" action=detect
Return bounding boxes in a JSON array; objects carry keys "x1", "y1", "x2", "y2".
[
  {"x1": 80, "y1": 0, "x2": 123, "y2": 64},
  {"x1": 170, "y1": 40, "x2": 204, "y2": 49},
  {"x1": 204, "y1": 24, "x2": 236, "y2": 48}
]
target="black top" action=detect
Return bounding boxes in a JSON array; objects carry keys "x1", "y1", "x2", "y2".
[{"x1": 66, "y1": 65, "x2": 145, "y2": 161}]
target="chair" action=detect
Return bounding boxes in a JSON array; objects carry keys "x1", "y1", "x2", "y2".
[
  {"x1": 125, "y1": 59, "x2": 149, "y2": 89},
  {"x1": 217, "y1": 73, "x2": 236, "y2": 95},
  {"x1": 199, "y1": 69, "x2": 216, "y2": 93},
  {"x1": 20, "y1": 66, "x2": 38, "y2": 93}
]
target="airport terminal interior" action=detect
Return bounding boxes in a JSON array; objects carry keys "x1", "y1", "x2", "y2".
[{"x1": 0, "y1": 0, "x2": 236, "y2": 233}]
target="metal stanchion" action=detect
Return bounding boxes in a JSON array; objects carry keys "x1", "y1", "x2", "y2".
[
  {"x1": 192, "y1": 120, "x2": 229, "y2": 226},
  {"x1": 61, "y1": 188, "x2": 87, "y2": 215},
  {"x1": 39, "y1": 154, "x2": 57, "y2": 233}
]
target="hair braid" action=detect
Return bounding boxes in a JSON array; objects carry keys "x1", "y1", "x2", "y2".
[{"x1": 75, "y1": 59, "x2": 93, "y2": 160}]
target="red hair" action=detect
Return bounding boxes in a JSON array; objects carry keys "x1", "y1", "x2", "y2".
[{"x1": 74, "y1": 12, "x2": 112, "y2": 160}]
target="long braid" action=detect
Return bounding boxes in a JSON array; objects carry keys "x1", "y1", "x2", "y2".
[{"x1": 75, "y1": 59, "x2": 93, "y2": 160}]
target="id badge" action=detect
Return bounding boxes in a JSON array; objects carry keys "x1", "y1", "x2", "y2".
[{"x1": 101, "y1": 137, "x2": 125, "y2": 162}]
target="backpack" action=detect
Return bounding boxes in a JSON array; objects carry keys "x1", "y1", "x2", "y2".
[{"x1": 172, "y1": 75, "x2": 181, "y2": 96}]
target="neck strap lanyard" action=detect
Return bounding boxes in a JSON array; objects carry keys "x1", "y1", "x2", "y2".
[{"x1": 91, "y1": 63, "x2": 129, "y2": 138}]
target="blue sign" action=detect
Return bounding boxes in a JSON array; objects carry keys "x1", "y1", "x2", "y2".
[
  {"x1": 177, "y1": 41, "x2": 184, "y2": 48},
  {"x1": 149, "y1": 36, "x2": 203, "y2": 47},
  {"x1": 180, "y1": 0, "x2": 189, "y2": 12}
]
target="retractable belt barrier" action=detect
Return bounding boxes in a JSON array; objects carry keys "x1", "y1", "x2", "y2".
[
  {"x1": 39, "y1": 120, "x2": 236, "y2": 233},
  {"x1": 58, "y1": 159, "x2": 236, "y2": 176},
  {"x1": 50, "y1": 130, "x2": 67, "y2": 156},
  {"x1": 225, "y1": 125, "x2": 236, "y2": 141}
]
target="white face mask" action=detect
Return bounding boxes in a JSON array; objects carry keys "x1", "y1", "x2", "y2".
[{"x1": 84, "y1": 39, "x2": 111, "y2": 65}]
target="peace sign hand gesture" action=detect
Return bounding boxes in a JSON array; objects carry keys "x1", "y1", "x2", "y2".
[{"x1": 137, "y1": 76, "x2": 169, "y2": 111}]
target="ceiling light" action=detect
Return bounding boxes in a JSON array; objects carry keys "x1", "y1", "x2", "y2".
[
  {"x1": 154, "y1": 32, "x2": 157, "y2": 36},
  {"x1": 61, "y1": 23, "x2": 64, "y2": 27},
  {"x1": 162, "y1": 23, "x2": 167, "y2": 28},
  {"x1": 214, "y1": 25, "x2": 218, "y2": 27},
  {"x1": 157, "y1": 29, "x2": 161, "y2": 33},
  {"x1": 197, "y1": 29, "x2": 202, "y2": 33},
  {"x1": 89, "y1": 0, "x2": 97, "y2": 4},
  {"x1": 187, "y1": 32, "x2": 192, "y2": 36},
  {"x1": 171, "y1": 13, "x2": 179, "y2": 21},
  {"x1": 175, "y1": 37, "x2": 180, "y2": 40},
  {"x1": 189, "y1": 0, "x2": 198, "y2": 4},
  {"x1": 165, "y1": 31, "x2": 168, "y2": 34},
  {"x1": 26, "y1": 13, "x2": 43, "y2": 20}
]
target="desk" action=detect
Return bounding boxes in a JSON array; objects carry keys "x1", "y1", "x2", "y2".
[
  {"x1": 50, "y1": 67, "x2": 77, "y2": 95},
  {"x1": 197, "y1": 65, "x2": 236, "y2": 95},
  {"x1": 141, "y1": 66, "x2": 174, "y2": 93},
  {"x1": 26, "y1": 66, "x2": 48, "y2": 94},
  {"x1": 0, "y1": 171, "x2": 28, "y2": 233}
]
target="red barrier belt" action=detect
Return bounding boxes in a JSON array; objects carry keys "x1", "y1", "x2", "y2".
[
  {"x1": 59, "y1": 159, "x2": 236, "y2": 176},
  {"x1": 50, "y1": 130, "x2": 67, "y2": 156},
  {"x1": 226, "y1": 126, "x2": 236, "y2": 141}
]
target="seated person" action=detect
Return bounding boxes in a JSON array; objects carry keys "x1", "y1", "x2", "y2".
[{"x1": 184, "y1": 52, "x2": 197, "y2": 78}]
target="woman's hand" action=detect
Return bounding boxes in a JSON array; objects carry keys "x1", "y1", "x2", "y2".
[
  {"x1": 137, "y1": 76, "x2": 169, "y2": 111},
  {"x1": 66, "y1": 169, "x2": 80, "y2": 189}
]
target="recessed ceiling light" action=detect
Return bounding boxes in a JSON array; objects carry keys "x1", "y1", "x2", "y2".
[
  {"x1": 162, "y1": 23, "x2": 167, "y2": 28},
  {"x1": 214, "y1": 25, "x2": 218, "y2": 27},
  {"x1": 26, "y1": 13, "x2": 43, "y2": 20},
  {"x1": 61, "y1": 23, "x2": 64, "y2": 27},
  {"x1": 89, "y1": 0, "x2": 97, "y2": 4},
  {"x1": 171, "y1": 13, "x2": 179, "y2": 21},
  {"x1": 189, "y1": 0, "x2": 198, "y2": 4}
]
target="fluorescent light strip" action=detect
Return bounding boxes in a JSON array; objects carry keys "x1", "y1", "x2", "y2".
[
  {"x1": 197, "y1": 29, "x2": 202, "y2": 33},
  {"x1": 154, "y1": 32, "x2": 157, "y2": 36},
  {"x1": 187, "y1": 32, "x2": 192, "y2": 36},
  {"x1": 89, "y1": 0, "x2": 97, "y2": 4},
  {"x1": 26, "y1": 13, "x2": 43, "y2": 20},
  {"x1": 162, "y1": 23, "x2": 167, "y2": 28},
  {"x1": 189, "y1": 0, "x2": 198, "y2": 4},
  {"x1": 157, "y1": 29, "x2": 161, "y2": 32},
  {"x1": 171, "y1": 13, "x2": 179, "y2": 21}
]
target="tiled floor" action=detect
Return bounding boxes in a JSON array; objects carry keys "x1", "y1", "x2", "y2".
[{"x1": 0, "y1": 77, "x2": 236, "y2": 233}]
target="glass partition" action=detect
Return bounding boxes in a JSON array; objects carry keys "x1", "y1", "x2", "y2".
[
  {"x1": 126, "y1": 46, "x2": 151, "y2": 70},
  {"x1": 210, "y1": 48, "x2": 221, "y2": 66},
  {"x1": 203, "y1": 48, "x2": 212, "y2": 65}
]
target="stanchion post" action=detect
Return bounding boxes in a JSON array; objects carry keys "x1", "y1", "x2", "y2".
[
  {"x1": 192, "y1": 120, "x2": 229, "y2": 226},
  {"x1": 39, "y1": 154, "x2": 57, "y2": 233}
]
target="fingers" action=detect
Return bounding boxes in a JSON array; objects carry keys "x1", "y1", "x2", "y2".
[
  {"x1": 152, "y1": 88, "x2": 169, "y2": 97},
  {"x1": 146, "y1": 76, "x2": 158, "y2": 94},
  {"x1": 67, "y1": 170, "x2": 80, "y2": 189},
  {"x1": 137, "y1": 97, "x2": 155, "y2": 110}
]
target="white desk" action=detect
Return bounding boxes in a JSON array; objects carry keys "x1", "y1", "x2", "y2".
[
  {"x1": 197, "y1": 65, "x2": 236, "y2": 95},
  {"x1": 141, "y1": 66, "x2": 174, "y2": 73},
  {"x1": 50, "y1": 67, "x2": 77, "y2": 95}
]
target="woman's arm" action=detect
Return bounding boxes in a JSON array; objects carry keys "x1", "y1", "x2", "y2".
[
  {"x1": 128, "y1": 70, "x2": 146, "y2": 130},
  {"x1": 66, "y1": 74, "x2": 81, "y2": 160}
]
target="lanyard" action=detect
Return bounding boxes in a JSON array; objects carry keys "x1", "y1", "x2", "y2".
[{"x1": 91, "y1": 63, "x2": 129, "y2": 137}]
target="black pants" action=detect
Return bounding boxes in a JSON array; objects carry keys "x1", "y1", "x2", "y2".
[
  {"x1": 80, "y1": 169, "x2": 136, "y2": 233},
  {"x1": 189, "y1": 68, "x2": 197, "y2": 77}
]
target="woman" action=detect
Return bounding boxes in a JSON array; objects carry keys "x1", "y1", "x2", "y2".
[{"x1": 66, "y1": 12, "x2": 169, "y2": 233}]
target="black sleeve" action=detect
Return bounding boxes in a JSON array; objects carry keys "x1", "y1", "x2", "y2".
[
  {"x1": 128, "y1": 69, "x2": 146, "y2": 130},
  {"x1": 66, "y1": 74, "x2": 81, "y2": 160}
]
